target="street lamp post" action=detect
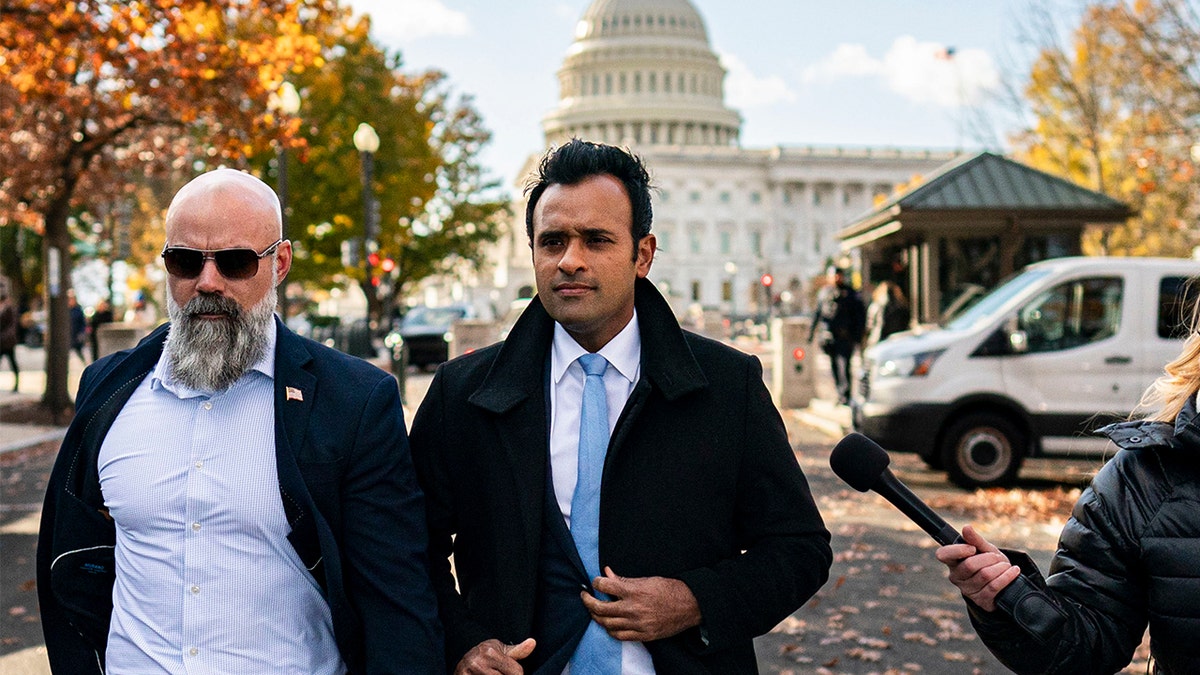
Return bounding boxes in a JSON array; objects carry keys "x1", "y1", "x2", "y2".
[
  {"x1": 724, "y1": 261, "x2": 738, "y2": 316},
  {"x1": 269, "y1": 82, "x2": 300, "y2": 317},
  {"x1": 353, "y1": 121, "x2": 381, "y2": 323}
]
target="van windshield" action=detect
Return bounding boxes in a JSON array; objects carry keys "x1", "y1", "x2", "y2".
[{"x1": 943, "y1": 268, "x2": 1053, "y2": 332}]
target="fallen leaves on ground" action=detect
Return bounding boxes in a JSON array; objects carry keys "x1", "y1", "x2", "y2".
[{"x1": 926, "y1": 486, "x2": 1082, "y2": 524}]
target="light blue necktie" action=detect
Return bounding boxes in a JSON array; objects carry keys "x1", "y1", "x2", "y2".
[{"x1": 570, "y1": 353, "x2": 621, "y2": 674}]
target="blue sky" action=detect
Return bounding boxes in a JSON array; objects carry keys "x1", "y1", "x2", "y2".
[{"x1": 343, "y1": 0, "x2": 1043, "y2": 189}]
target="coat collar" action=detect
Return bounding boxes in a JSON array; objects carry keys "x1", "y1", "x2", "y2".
[
  {"x1": 107, "y1": 316, "x2": 317, "y2": 457},
  {"x1": 1098, "y1": 394, "x2": 1200, "y2": 451},
  {"x1": 468, "y1": 277, "x2": 707, "y2": 413}
]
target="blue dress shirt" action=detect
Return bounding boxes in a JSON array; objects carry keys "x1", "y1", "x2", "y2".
[{"x1": 97, "y1": 322, "x2": 344, "y2": 674}]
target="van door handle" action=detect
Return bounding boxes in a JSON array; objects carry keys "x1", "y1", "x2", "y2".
[{"x1": 1105, "y1": 355, "x2": 1132, "y2": 365}]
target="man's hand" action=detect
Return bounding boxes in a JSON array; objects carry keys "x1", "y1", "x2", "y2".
[
  {"x1": 935, "y1": 524, "x2": 1022, "y2": 612},
  {"x1": 454, "y1": 638, "x2": 536, "y2": 675},
  {"x1": 581, "y1": 567, "x2": 702, "y2": 642}
]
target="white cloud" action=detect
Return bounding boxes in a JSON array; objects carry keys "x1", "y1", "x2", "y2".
[
  {"x1": 347, "y1": 0, "x2": 472, "y2": 42},
  {"x1": 720, "y1": 52, "x2": 797, "y2": 108},
  {"x1": 801, "y1": 43, "x2": 883, "y2": 83},
  {"x1": 881, "y1": 36, "x2": 999, "y2": 107},
  {"x1": 801, "y1": 37, "x2": 1000, "y2": 108}
]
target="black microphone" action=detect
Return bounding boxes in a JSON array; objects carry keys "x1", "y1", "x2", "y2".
[
  {"x1": 829, "y1": 432, "x2": 961, "y2": 545},
  {"x1": 830, "y1": 432, "x2": 1071, "y2": 634}
]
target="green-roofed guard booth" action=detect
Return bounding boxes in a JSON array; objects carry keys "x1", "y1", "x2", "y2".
[{"x1": 837, "y1": 151, "x2": 1131, "y2": 325}]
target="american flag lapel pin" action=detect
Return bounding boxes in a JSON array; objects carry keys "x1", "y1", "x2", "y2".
[{"x1": 286, "y1": 386, "x2": 304, "y2": 402}]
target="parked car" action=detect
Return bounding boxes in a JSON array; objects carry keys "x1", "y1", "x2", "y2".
[
  {"x1": 854, "y1": 256, "x2": 1200, "y2": 489},
  {"x1": 395, "y1": 305, "x2": 474, "y2": 369}
]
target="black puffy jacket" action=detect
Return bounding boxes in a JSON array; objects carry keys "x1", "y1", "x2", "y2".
[{"x1": 968, "y1": 396, "x2": 1200, "y2": 674}]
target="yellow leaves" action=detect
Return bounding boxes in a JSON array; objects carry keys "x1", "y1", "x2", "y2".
[{"x1": 11, "y1": 71, "x2": 37, "y2": 93}]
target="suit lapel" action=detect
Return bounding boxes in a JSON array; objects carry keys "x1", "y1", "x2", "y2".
[
  {"x1": 273, "y1": 318, "x2": 317, "y2": 462},
  {"x1": 469, "y1": 300, "x2": 554, "y2": 565},
  {"x1": 270, "y1": 321, "x2": 323, "y2": 571}
]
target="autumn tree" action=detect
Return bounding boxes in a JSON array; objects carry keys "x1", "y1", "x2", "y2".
[
  {"x1": 265, "y1": 17, "x2": 507, "y2": 327},
  {"x1": 0, "y1": 0, "x2": 340, "y2": 415},
  {"x1": 1012, "y1": 0, "x2": 1200, "y2": 257}
]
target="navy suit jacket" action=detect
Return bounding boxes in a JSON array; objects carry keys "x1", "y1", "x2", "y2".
[
  {"x1": 36, "y1": 319, "x2": 443, "y2": 674},
  {"x1": 410, "y1": 279, "x2": 832, "y2": 673}
]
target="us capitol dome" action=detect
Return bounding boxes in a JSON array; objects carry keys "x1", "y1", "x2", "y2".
[
  {"x1": 542, "y1": 0, "x2": 742, "y2": 148},
  {"x1": 478, "y1": 0, "x2": 957, "y2": 322}
]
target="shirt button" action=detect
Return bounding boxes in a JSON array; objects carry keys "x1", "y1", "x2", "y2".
[
  {"x1": 189, "y1": 647, "x2": 198, "y2": 656},
  {"x1": 192, "y1": 522, "x2": 201, "y2": 532},
  {"x1": 194, "y1": 461, "x2": 203, "y2": 469},
  {"x1": 190, "y1": 585, "x2": 200, "y2": 595},
  {"x1": 203, "y1": 401, "x2": 213, "y2": 410}
]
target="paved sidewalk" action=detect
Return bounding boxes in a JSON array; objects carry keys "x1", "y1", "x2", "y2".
[{"x1": 0, "y1": 345, "x2": 80, "y2": 456}]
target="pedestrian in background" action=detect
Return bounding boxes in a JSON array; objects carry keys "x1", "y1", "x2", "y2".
[
  {"x1": 410, "y1": 140, "x2": 831, "y2": 674},
  {"x1": 865, "y1": 280, "x2": 910, "y2": 349},
  {"x1": 809, "y1": 268, "x2": 867, "y2": 405},
  {"x1": 935, "y1": 295, "x2": 1200, "y2": 672},
  {"x1": 89, "y1": 298, "x2": 114, "y2": 361},
  {"x1": 38, "y1": 169, "x2": 442, "y2": 674},
  {"x1": 68, "y1": 290, "x2": 87, "y2": 362},
  {"x1": 0, "y1": 290, "x2": 18, "y2": 392}
]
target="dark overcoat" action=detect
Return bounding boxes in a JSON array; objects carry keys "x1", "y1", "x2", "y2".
[
  {"x1": 37, "y1": 319, "x2": 443, "y2": 674},
  {"x1": 410, "y1": 279, "x2": 831, "y2": 673}
]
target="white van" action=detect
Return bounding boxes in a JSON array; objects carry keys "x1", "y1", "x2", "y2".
[{"x1": 853, "y1": 256, "x2": 1200, "y2": 488}]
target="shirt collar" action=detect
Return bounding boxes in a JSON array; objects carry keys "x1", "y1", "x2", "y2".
[
  {"x1": 152, "y1": 317, "x2": 277, "y2": 398},
  {"x1": 551, "y1": 309, "x2": 641, "y2": 386}
]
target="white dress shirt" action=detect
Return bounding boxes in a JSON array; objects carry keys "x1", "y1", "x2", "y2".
[
  {"x1": 97, "y1": 321, "x2": 345, "y2": 674},
  {"x1": 549, "y1": 310, "x2": 655, "y2": 675}
]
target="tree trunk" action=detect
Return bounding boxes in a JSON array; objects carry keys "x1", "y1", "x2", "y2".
[{"x1": 41, "y1": 193, "x2": 74, "y2": 420}]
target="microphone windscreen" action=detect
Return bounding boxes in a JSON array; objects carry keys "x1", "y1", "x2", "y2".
[{"x1": 830, "y1": 432, "x2": 892, "y2": 492}]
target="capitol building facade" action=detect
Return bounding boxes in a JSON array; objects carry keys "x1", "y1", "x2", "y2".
[{"x1": 484, "y1": 0, "x2": 957, "y2": 317}]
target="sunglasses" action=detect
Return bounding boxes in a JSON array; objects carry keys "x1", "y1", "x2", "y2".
[{"x1": 161, "y1": 239, "x2": 283, "y2": 280}]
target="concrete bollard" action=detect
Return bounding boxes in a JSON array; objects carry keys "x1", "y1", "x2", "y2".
[
  {"x1": 96, "y1": 323, "x2": 152, "y2": 359},
  {"x1": 771, "y1": 317, "x2": 815, "y2": 409},
  {"x1": 449, "y1": 319, "x2": 501, "y2": 360}
]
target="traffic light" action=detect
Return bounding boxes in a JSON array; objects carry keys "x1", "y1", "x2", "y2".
[
  {"x1": 367, "y1": 252, "x2": 380, "y2": 267},
  {"x1": 380, "y1": 257, "x2": 396, "y2": 273},
  {"x1": 760, "y1": 273, "x2": 774, "y2": 288}
]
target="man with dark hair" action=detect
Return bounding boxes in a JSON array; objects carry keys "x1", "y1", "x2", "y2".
[
  {"x1": 411, "y1": 139, "x2": 831, "y2": 674},
  {"x1": 810, "y1": 268, "x2": 867, "y2": 405},
  {"x1": 38, "y1": 169, "x2": 443, "y2": 674}
]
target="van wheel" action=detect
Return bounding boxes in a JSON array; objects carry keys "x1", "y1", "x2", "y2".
[{"x1": 941, "y1": 414, "x2": 1024, "y2": 489}]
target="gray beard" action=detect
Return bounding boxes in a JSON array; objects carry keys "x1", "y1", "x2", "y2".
[{"x1": 164, "y1": 285, "x2": 276, "y2": 393}]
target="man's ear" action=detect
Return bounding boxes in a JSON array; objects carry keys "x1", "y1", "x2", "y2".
[
  {"x1": 275, "y1": 240, "x2": 293, "y2": 284},
  {"x1": 635, "y1": 234, "x2": 656, "y2": 278}
]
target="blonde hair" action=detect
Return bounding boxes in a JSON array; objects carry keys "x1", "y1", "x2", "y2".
[{"x1": 1138, "y1": 298, "x2": 1200, "y2": 422}]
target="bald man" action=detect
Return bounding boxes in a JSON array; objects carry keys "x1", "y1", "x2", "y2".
[{"x1": 37, "y1": 169, "x2": 443, "y2": 674}]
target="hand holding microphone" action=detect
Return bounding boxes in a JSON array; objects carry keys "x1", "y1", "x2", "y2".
[
  {"x1": 937, "y1": 525, "x2": 1023, "y2": 612},
  {"x1": 830, "y1": 433, "x2": 1067, "y2": 633}
]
